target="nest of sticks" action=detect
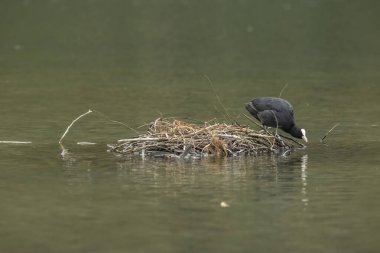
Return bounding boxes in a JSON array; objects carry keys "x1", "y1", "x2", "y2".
[{"x1": 108, "y1": 118, "x2": 304, "y2": 158}]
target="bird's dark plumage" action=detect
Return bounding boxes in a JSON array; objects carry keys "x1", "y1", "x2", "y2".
[{"x1": 245, "y1": 97, "x2": 307, "y2": 142}]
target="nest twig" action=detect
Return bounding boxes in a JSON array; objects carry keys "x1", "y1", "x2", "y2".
[{"x1": 108, "y1": 118, "x2": 302, "y2": 158}]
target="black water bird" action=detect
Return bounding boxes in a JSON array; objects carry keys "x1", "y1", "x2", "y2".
[{"x1": 245, "y1": 97, "x2": 308, "y2": 142}]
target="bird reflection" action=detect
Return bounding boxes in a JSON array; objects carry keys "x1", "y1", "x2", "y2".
[{"x1": 301, "y1": 154, "x2": 309, "y2": 207}]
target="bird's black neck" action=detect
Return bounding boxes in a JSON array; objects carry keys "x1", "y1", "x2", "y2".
[{"x1": 288, "y1": 125, "x2": 303, "y2": 139}]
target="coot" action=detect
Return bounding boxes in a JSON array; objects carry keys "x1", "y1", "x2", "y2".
[{"x1": 245, "y1": 97, "x2": 308, "y2": 142}]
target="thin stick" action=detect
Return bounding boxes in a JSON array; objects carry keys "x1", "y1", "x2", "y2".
[
  {"x1": 180, "y1": 144, "x2": 193, "y2": 158},
  {"x1": 243, "y1": 113, "x2": 261, "y2": 127},
  {"x1": 0, "y1": 141, "x2": 32, "y2": 144},
  {"x1": 93, "y1": 110, "x2": 141, "y2": 135},
  {"x1": 77, "y1": 142, "x2": 97, "y2": 145},
  {"x1": 59, "y1": 109, "x2": 93, "y2": 144},
  {"x1": 279, "y1": 83, "x2": 288, "y2": 98},
  {"x1": 271, "y1": 111, "x2": 279, "y2": 136},
  {"x1": 118, "y1": 137, "x2": 162, "y2": 142},
  {"x1": 320, "y1": 123, "x2": 340, "y2": 143},
  {"x1": 203, "y1": 74, "x2": 234, "y2": 123},
  {"x1": 59, "y1": 143, "x2": 69, "y2": 158}
]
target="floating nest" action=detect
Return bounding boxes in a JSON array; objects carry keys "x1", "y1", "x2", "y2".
[{"x1": 108, "y1": 118, "x2": 304, "y2": 158}]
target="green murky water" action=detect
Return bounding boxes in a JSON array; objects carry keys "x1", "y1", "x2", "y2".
[{"x1": 1, "y1": 1, "x2": 380, "y2": 252}]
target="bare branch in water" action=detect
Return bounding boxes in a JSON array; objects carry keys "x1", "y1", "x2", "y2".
[
  {"x1": 58, "y1": 109, "x2": 142, "y2": 145},
  {"x1": 59, "y1": 110, "x2": 93, "y2": 144},
  {"x1": 320, "y1": 123, "x2": 340, "y2": 144}
]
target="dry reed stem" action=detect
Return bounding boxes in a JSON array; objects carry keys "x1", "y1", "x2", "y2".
[{"x1": 0, "y1": 141, "x2": 32, "y2": 144}]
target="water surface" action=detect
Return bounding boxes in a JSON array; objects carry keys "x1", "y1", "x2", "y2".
[{"x1": 1, "y1": 1, "x2": 380, "y2": 252}]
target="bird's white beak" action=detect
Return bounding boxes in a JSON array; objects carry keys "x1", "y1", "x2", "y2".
[{"x1": 301, "y1": 129, "x2": 308, "y2": 143}]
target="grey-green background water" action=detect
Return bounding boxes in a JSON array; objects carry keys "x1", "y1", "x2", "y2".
[{"x1": 1, "y1": 1, "x2": 380, "y2": 252}]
